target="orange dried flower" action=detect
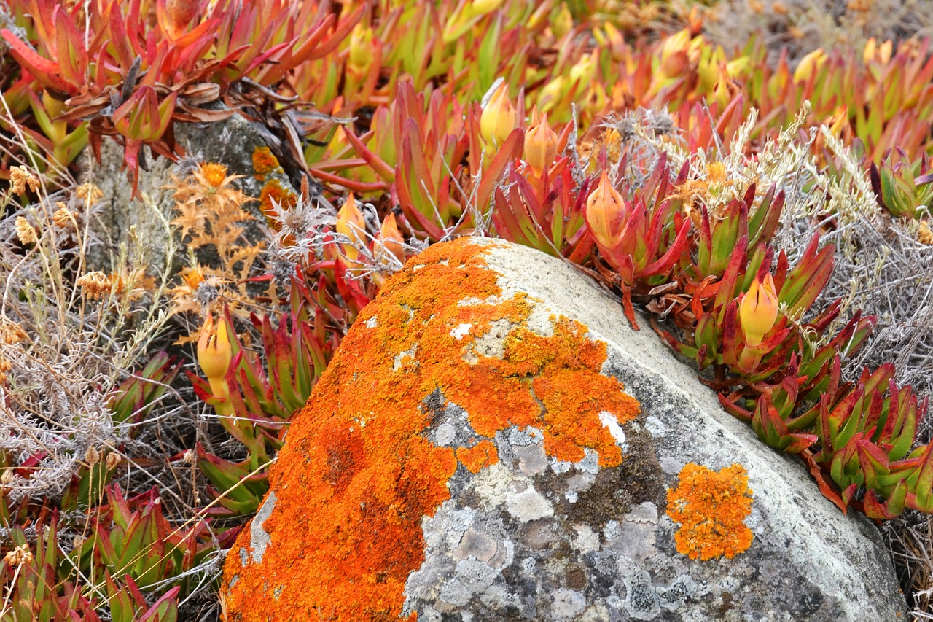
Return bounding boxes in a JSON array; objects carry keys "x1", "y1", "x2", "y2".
[
  {"x1": 667, "y1": 462, "x2": 754, "y2": 561},
  {"x1": 917, "y1": 221, "x2": 932, "y2": 245},
  {"x1": 259, "y1": 179, "x2": 297, "y2": 226},
  {"x1": 200, "y1": 163, "x2": 229, "y2": 188},
  {"x1": 181, "y1": 265, "x2": 206, "y2": 291}
]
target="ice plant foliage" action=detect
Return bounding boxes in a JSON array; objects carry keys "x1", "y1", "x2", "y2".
[{"x1": 4, "y1": 0, "x2": 933, "y2": 618}]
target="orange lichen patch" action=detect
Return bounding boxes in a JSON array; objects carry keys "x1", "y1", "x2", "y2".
[
  {"x1": 251, "y1": 145, "x2": 281, "y2": 177},
  {"x1": 666, "y1": 462, "x2": 754, "y2": 561},
  {"x1": 221, "y1": 238, "x2": 640, "y2": 621},
  {"x1": 456, "y1": 440, "x2": 499, "y2": 473}
]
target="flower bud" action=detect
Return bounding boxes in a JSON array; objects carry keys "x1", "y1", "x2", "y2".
[
  {"x1": 336, "y1": 193, "x2": 367, "y2": 262},
  {"x1": 469, "y1": 0, "x2": 503, "y2": 17},
  {"x1": 793, "y1": 49, "x2": 826, "y2": 83},
  {"x1": 197, "y1": 314, "x2": 232, "y2": 383},
  {"x1": 537, "y1": 76, "x2": 566, "y2": 112},
  {"x1": 569, "y1": 50, "x2": 598, "y2": 85},
  {"x1": 480, "y1": 83, "x2": 517, "y2": 148},
  {"x1": 348, "y1": 23, "x2": 374, "y2": 74},
  {"x1": 524, "y1": 109, "x2": 559, "y2": 173},
  {"x1": 585, "y1": 171, "x2": 626, "y2": 249},
  {"x1": 159, "y1": 0, "x2": 200, "y2": 39},
  {"x1": 377, "y1": 213, "x2": 406, "y2": 263},
  {"x1": 198, "y1": 313, "x2": 233, "y2": 415},
  {"x1": 660, "y1": 30, "x2": 691, "y2": 67},
  {"x1": 551, "y1": 3, "x2": 573, "y2": 38},
  {"x1": 739, "y1": 273, "x2": 779, "y2": 346}
]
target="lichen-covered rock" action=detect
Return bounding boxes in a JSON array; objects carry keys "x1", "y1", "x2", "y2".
[{"x1": 221, "y1": 238, "x2": 906, "y2": 621}]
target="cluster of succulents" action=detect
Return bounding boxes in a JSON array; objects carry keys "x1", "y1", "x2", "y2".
[{"x1": 1, "y1": 0, "x2": 933, "y2": 618}]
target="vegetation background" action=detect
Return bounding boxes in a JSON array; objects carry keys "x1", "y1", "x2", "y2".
[{"x1": 0, "y1": 0, "x2": 932, "y2": 619}]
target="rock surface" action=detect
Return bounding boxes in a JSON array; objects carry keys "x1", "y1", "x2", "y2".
[
  {"x1": 221, "y1": 237, "x2": 906, "y2": 621},
  {"x1": 76, "y1": 113, "x2": 297, "y2": 272}
]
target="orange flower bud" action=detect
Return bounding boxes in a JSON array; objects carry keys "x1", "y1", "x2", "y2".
[
  {"x1": 336, "y1": 193, "x2": 367, "y2": 262},
  {"x1": 377, "y1": 213, "x2": 406, "y2": 263},
  {"x1": 524, "y1": 109, "x2": 559, "y2": 173},
  {"x1": 739, "y1": 274, "x2": 779, "y2": 346},
  {"x1": 480, "y1": 83, "x2": 517, "y2": 147},
  {"x1": 158, "y1": 0, "x2": 200, "y2": 40},
  {"x1": 585, "y1": 171, "x2": 626, "y2": 249}
]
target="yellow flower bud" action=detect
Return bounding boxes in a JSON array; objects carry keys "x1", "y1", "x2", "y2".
[
  {"x1": 551, "y1": 3, "x2": 573, "y2": 38},
  {"x1": 198, "y1": 313, "x2": 233, "y2": 414},
  {"x1": 660, "y1": 30, "x2": 691, "y2": 64},
  {"x1": 480, "y1": 83, "x2": 517, "y2": 148},
  {"x1": 793, "y1": 49, "x2": 826, "y2": 83},
  {"x1": 336, "y1": 193, "x2": 367, "y2": 262},
  {"x1": 348, "y1": 23, "x2": 374, "y2": 74},
  {"x1": 197, "y1": 314, "x2": 233, "y2": 381},
  {"x1": 739, "y1": 274, "x2": 779, "y2": 346},
  {"x1": 537, "y1": 76, "x2": 566, "y2": 112},
  {"x1": 585, "y1": 171, "x2": 626, "y2": 249},
  {"x1": 569, "y1": 50, "x2": 598, "y2": 85},
  {"x1": 524, "y1": 109, "x2": 559, "y2": 173},
  {"x1": 863, "y1": 37, "x2": 877, "y2": 65},
  {"x1": 469, "y1": 0, "x2": 503, "y2": 17}
]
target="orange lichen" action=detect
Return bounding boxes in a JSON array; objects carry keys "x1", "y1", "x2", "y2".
[
  {"x1": 251, "y1": 145, "x2": 281, "y2": 177},
  {"x1": 221, "y1": 238, "x2": 640, "y2": 621},
  {"x1": 457, "y1": 440, "x2": 499, "y2": 473},
  {"x1": 666, "y1": 462, "x2": 754, "y2": 561}
]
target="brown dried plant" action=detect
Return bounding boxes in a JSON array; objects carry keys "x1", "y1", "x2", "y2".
[
  {"x1": 0, "y1": 141, "x2": 176, "y2": 501},
  {"x1": 169, "y1": 162, "x2": 267, "y2": 326}
]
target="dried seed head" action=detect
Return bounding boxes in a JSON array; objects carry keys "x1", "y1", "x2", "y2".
[
  {"x1": 0, "y1": 469, "x2": 12, "y2": 486},
  {"x1": 105, "y1": 451, "x2": 121, "y2": 471},
  {"x1": 74, "y1": 182, "x2": 104, "y2": 205},
  {"x1": 14, "y1": 217, "x2": 38, "y2": 245},
  {"x1": 84, "y1": 446, "x2": 100, "y2": 465},
  {"x1": 9, "y1": 166, "x2": 40, "y2": 195},
  {"x1": 3, "y1": 544, "x2": 33, "y2": 566},
  {"x1": 917, "y1": 221, "x2": 932, "y2": 246},
  {"x1": 0, "y1": 320, "x2": 26, "y2": 344},
  {"x1": 52, "y1": 205, "x2": 75, "y2": 229},
  {"x1": 76, "y1": 271, "x2": 113, "y2": 299}
]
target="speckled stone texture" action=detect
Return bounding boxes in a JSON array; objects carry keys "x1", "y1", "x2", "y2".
[
  {"x1": 230, "y1": 238, "x2": 906, "y2": 621},
  {"x1": 76, "y1": 113, "x2": 300, "y2": 272}
]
